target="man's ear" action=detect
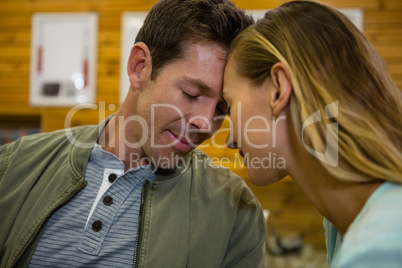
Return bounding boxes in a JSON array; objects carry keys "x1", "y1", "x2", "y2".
[
  {"x1": 269, "y1": 62, "x2": 292, "y2": 116},
  {"x1": 127, "y1": 42, "x2": 152, "y2": 89}
]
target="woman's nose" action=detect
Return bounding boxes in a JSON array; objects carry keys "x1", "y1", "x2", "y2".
[{"x1": 225, "y1": 134, "x2": 238, "y2": 149}]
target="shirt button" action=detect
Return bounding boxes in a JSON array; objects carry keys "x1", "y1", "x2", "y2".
[
  {"x1": 92, "y1": 220, "x2": 102, "y2": 232},
  {"x1": 108, "y1": 174, "x2": 117, "y2": 183},
  {"x1": 103, "y1": 196, "x2": 113, "y2": 206}
]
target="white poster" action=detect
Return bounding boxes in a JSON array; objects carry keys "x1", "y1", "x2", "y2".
[
  {"x1": 30, "y1": 13, "x2": 98, "y2": 107},
  {"x1": 119, "y1": 12, "x2": 148, "y2": 103}
]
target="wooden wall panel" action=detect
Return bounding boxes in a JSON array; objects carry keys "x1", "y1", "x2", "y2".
[
  {"x1": 0, "y1": 0, "x2": 401, "y2": 251},
  {"x1": 382, "y1": 0, "x2": 402, "y2": 10}
]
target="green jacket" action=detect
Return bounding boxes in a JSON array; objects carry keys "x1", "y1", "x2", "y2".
[{"x1": 0, "y1": 118, "x2": 266, "y2": 268}]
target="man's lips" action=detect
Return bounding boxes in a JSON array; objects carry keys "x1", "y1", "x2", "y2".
[{"x1": 169, "y1": 131, "x2": 198, "y2": 146}]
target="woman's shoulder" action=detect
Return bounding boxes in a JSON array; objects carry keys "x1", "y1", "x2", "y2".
[
  {"x1": 333, "y1": 182, "x2": 402, "y2": 267},
  {"x1": 347, "y1": 182, "x2": 402, "y2": 240}
]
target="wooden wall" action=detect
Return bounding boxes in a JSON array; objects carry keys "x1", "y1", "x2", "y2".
[{"x1": 0, "y1": 0, "x2": 401, "y2": 250}]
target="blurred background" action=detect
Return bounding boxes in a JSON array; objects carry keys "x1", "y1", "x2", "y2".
[{"x1": 0, "y1": 0, "x2": 401, "y2": 267}]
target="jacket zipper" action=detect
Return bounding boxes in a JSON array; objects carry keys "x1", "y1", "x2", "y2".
[
  {"x1": 11, "y1": 180, "x2": 87, "y2": 268},
  {"x1": 133, "y1": 180, "x2": 149, "y2": 268}
]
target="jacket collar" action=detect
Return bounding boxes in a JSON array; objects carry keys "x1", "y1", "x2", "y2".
[
  {"x1": 69, "y1": 114, "x2": 112, "y2": 179},
  {"x1": 69, "y1": 114, "x2": 193, "y2": 182}
]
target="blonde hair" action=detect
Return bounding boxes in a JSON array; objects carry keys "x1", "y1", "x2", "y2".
[{"x1": 229, "y1": 0, "x2": 402, "y2": 183}]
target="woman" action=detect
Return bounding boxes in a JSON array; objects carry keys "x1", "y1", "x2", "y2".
[{"x1": 223, "y1": 1, "x2": 402, "y2": 267}]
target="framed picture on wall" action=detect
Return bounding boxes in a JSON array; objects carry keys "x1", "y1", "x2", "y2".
[
  {"x1": 119, "y1": 12, "x2": 148, "y2": 103},
  {"x1": 30, "y1": 13, "x2": 98, "y2": 107},
  {"x1": 341, "y1": 9, "x2": 364, "y2": 31}
]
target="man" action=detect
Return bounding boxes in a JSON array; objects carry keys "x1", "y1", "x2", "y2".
[{"x1": 0, "y1": 0, "x2": 266, "y2": 267}]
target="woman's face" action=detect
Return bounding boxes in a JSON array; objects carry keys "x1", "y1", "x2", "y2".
[{"x1": 223, "y1": 59, "x2": 288, "y2": 186}]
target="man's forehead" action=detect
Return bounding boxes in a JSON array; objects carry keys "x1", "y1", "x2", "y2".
[{"x1": 183, "y1": 39, "x2": 228, "y2": 59}]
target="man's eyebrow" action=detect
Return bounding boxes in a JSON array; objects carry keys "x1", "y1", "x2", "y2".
[{"x1": 184, "y1": 77, "x2": 215, "y2": 96}]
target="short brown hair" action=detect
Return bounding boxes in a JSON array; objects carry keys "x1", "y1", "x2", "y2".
[{"x1": 135, "y1": 0, "x2": 254, "y2": 80}]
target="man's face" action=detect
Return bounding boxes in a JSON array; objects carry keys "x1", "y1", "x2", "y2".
[{"x1": 130, "y1": 42, "x2": 228, "y2": 169}]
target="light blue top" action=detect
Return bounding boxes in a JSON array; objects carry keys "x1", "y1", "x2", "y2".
[{"x1": 324, "y1": 182, "x2": 402, "y2": 268}]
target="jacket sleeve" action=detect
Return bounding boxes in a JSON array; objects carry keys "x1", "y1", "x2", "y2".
[
  {"x1": 0, "y1": 140, "x2": 20, "y2": 262},
  {"x1": 221, "y1": 187, "x2": 267, "y2": 268},
  {"x1": 0, "y1": 141, "x2": 13, "y2": 183}
]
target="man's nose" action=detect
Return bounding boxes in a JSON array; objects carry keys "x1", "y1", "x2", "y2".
[{"x1": 188, "y1": 106, "x2": 215, "y2": 133}]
